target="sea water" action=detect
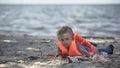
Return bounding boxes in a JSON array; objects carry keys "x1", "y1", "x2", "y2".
[{"x1": 0, "y1": 4, "x2": 120, "y2": 37}]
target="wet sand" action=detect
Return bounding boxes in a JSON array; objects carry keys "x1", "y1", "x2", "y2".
[{"x1": 0, "y1": 34, "x2": 120, "y2": 68}]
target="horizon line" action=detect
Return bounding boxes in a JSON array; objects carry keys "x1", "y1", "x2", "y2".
[{"x1": 0, "y1": 3, "x2": 120, "y2": 5}]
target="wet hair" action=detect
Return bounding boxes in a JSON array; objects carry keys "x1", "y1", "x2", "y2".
[{"x1": 57, "y1": 26, "x2": 73, "y2": 40}]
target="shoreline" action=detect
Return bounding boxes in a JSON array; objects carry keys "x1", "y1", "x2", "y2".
[{"x1": 0, "y1": 33, "x2": 120, "y2": 44}]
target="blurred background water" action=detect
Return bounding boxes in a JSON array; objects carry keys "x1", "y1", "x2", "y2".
[{"x1": 0, "y1": 4, "x2": 120, "y2": 37}]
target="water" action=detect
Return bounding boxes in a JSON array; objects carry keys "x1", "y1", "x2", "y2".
[{"x1": 0, "y1": 4, "x2": 120, "y2": 37}]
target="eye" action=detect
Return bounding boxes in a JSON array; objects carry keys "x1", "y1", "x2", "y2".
[
  {"x1": 61, "y1": 39, "x2": 64, "y2": 41},
  {"x1": 65, "y1": 38, "x2": 69, "y2": 40}
]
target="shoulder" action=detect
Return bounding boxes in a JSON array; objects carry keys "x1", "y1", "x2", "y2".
[
  {"x1": 73, "y1": 33, "x2": 83, "y2": 40},
  {"x1": 74, "y1": 33, "x2": 82, "y2": 37}
]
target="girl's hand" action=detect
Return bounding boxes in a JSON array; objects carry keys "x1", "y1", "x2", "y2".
[{"x1": 55, "y1": 54, "x2": 62, "y2": 60}]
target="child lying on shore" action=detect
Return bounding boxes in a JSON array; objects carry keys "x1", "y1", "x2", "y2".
[{"x1": 56, "y1": 26, "x2": 114, "y2": 63}]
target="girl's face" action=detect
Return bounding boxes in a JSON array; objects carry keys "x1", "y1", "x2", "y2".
[{"x1": 60, "y1": 32, "x2": 73, "y2": 48}]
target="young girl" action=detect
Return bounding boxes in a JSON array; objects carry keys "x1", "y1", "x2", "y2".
[{"x1": 56, "y1": 26, "x2": 114, "y2": 63}]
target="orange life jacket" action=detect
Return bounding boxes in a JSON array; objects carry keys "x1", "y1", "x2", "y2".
[{"x1": 57, "y1": 39, "x2": 85, "y2": 57}]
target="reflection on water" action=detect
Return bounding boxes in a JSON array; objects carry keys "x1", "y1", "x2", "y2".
[{"x1": 0, "y1": 4, "x2": 120, "y2": 37}]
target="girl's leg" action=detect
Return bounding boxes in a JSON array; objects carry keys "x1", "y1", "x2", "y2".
[{"x1": 98, "y1": 44, "x2": 114, "y2": 54}]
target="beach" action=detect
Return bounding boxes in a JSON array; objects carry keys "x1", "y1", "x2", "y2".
[{"x1": 0, "y1": 34, "x2": 120, "y2": 68}]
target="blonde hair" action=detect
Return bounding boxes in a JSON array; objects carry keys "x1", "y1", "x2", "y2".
[{"x1": 57, "y1": 26, "x2": 73, "y2": 40}]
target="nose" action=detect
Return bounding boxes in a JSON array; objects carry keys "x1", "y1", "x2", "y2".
[
  {"x1": 63, "y1": 41, "x2": 67, "y2": 44},
  {"x1": 63, "y1": 41, "x2": 66, "y2": 44}
]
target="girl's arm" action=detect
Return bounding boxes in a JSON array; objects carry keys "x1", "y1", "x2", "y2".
[{"x1": 75, "y1": 33, "x2": 97, "y2": 55}]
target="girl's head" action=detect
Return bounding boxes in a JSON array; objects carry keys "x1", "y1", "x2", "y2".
[{"x1": 57, "y1": 26, "x2": 74, "y2": 47}]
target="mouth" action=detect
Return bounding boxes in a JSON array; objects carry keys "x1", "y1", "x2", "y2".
[{"x1": 64, "y1": 44, "x2": 69, "y2": 47}]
